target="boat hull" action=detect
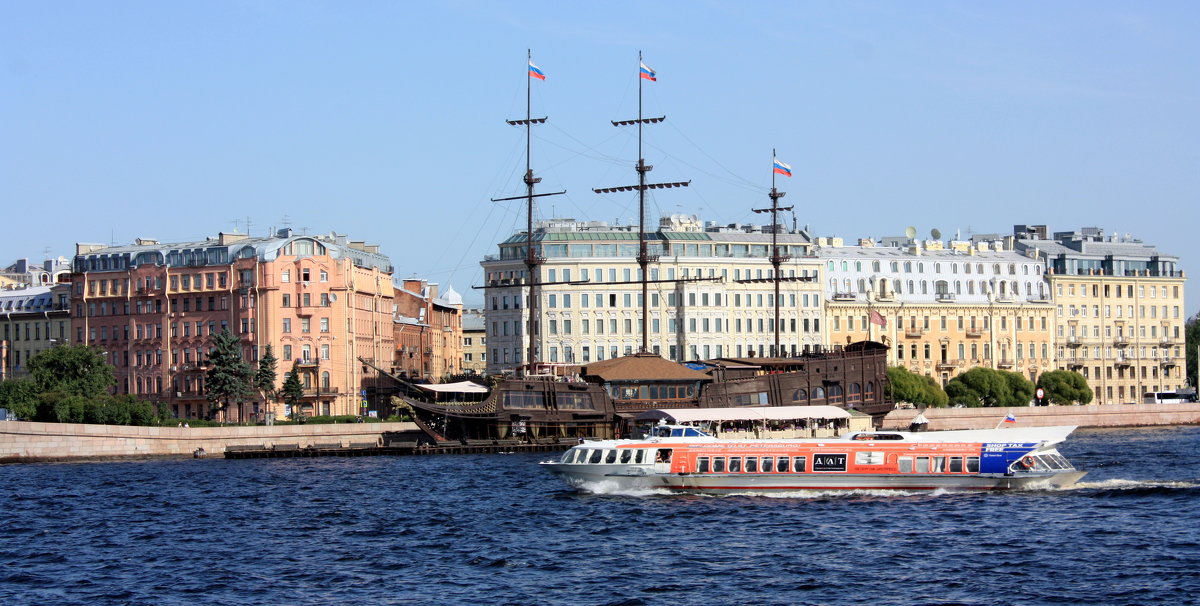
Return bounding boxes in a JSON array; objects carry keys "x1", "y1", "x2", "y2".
[{"x1": 541, "y1": 463, "x2": 1086, "y2": 494}]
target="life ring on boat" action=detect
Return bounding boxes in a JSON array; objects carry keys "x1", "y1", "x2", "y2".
[{"x1": 1018, "y1": 456, "x2": 1035, "y2": 470}]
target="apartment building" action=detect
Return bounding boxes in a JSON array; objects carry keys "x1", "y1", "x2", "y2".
[
  {"x1": 1014, "y1": 225, "x2": 1187, "y2": 404},
  {"x1": 480, "y1": 215, "x2": 826, "y2": 374},
  {"x1": 0, "y1": 284, "x2": 71, "y2": 381},
  {"x1": 818, "y1": 237, "x2": 1055, "y2": 386},
  {"x1": 70, "y1": 229, "x2": 395, "y2": 420}
]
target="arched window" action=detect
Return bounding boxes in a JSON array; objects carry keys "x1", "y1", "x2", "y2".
[
  {"x1": 792, "y1": 388, "x2": 808, "y2": 402},
  {"x1": 907, "y1": 280, "x2": 915, "y2": 294},
  {"x1": 812, "y1": 387, "x2": 826, "y2": 401},
  {"x1": 828, "y1": 385, "x2": 844, "y2": 404},
  {"x1": 855, "y1": 261, "x2": 862, "y2": 272},
  {"x1": 865, "y1": 381, "x2": 876, "y2": 400},
  {"x1": 321, "y1": 371, "x2": 330, "y2": 389},
  {"x1": 904, "y1": 261, "x2": 913, "y2": 272},
  {"x1": 849, "y1": 383, "x2": 862, "y2": 402}
]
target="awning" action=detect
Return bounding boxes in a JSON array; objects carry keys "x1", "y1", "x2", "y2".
[
  {"x1": 636, "y1": 405, "x2": 851, "y2": 424},
  {"x1": 416, "y1": 381, "x2": 489, "y2": 394}
]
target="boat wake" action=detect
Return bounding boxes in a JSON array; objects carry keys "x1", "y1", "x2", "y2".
[{"x1": 1067, "y1": 478, "x2": 1200, "y2": 497}]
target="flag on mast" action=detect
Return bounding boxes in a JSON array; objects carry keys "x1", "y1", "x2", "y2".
[
  {"x1": 869, "y1": 310, "x2": 887, "y2": 328},
  {"x1": 773, "y1": 157, "x2": 793, "y2": 177},
  {"x1": 639, "y1": 61, "x2": 656, "y2": 81},
  {"x1": 528, "y1": 61, "x2": 545, "y2": 80}
]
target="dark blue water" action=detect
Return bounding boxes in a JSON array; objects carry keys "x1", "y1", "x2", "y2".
[{"x1": 2, "y1": 426, "x2": 1199, "y2": 606}]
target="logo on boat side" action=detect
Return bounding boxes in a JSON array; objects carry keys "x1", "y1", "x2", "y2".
[{"x1": 812, "y1": 453, "x2": 848, "y2": 472}]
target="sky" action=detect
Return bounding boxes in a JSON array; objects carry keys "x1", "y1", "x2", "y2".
[{"x1": 3, "y1": 1, "x2": 1198, "y2": 314}]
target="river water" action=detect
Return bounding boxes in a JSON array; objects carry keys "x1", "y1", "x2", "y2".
[{"x1": 2, "y1": 426, "x2": 1198, "y2": 605}]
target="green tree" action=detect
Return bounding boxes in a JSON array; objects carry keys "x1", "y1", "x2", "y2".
[
  {"x1": 281, "y1": 362, "x2": 305, "y2": 420},
  {"x1": 205, "y1": 329, "x2": 254, "y2": 420},
  {"x1": 946, "y1": 368, "x2": 1035, "y2": 407},
  {"x1": 886, "y1": 367, "x2": 949, "y2": 407},
  {"x1": 1187, "y1": 313, "x2": 1198, "y2": 389},
  {"x1": 255, "y1": 344, "x2": 279, "y2": 407},
  {"x1": 26, "y1": 345, "x2": 114, "y2": 398},
  {"x1": 0, "y1": 378, "x2": 39, "y2": 420},
  {"x1": 1037, "y1": 370, "x2": 1094, "y2": 405}
]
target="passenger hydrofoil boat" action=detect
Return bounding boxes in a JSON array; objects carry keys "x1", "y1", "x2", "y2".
[{"x1": 540, "y1": 423, "x2": 1085, "y2": 494}]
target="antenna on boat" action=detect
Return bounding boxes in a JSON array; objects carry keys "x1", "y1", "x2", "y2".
[
  {"x1": 490, "y1": 49, "x2": 565, "y2": 371},
  {"x1": 594, "y1": 50, "x2": 690, "y2": 355}
]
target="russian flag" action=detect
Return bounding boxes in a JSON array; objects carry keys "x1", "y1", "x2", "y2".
[
  {"x1": 1004, "y1": 414, "x2": 1017, "y2": 423},
  {"x1": 528, "y1": 61, "x2": 545, "y2": 80},
  {"x1": 639, "y1": 61, "x2": 656, "y2": 81},
  {"x1": 773, "y1": 158, "x2": 793, "y2": 177}
]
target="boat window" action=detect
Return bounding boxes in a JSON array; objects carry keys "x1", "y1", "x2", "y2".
[
  {"x1": 562, "y1": 450, "x2": 576, "y2": 464},
  {"x1": 776, "y1": 457, "x2": 789, "y2": 473},
  {"x1": 605, "y1": 450, "x2": 618, "y2": 464},
  {"x1": 931, "y1": 457, "x2": 945, "y2": 472},
  {"x1": 745, "y1": 457, "x2": 758, "y2": 473},
  {"x1": 855, "y1": 451, "x2": 884, "y2": 465},
  {"x1": 634, "y1": 450, "x2": 645, "y2": 464},
  {"x1": 697, "y1": 456, "x2": 710, "y2": 473},
  {"x1": 966, "y1": 457, "x2": 980, "y2": 473},
  {"x1": 761, "y1": 457, "x2": 774, "y2": 473},
  {"x1": 898, "y1": 457, "x2": 913, "y2": 473},
  {"x1": 728, "y1": 457, "x2": 742, "y2": 472},
  {"x1": 655, "y1": 449, "x2": 673, "y2": 464},
  {"x1": 915, "y1": 457, "x2": 930, "y2": 473},
  {"x1": 949, "y1": 457, "x2": 963, "y2": 473},
  {"x1": 619, "y1": 449, "x2": 632, "y2": 464},
  {"x1": 588, "y1": 450, "x2": 603, "y2": 464},
  {"x1": 1049, "y1": 454, "x2": 1071, "y2": 469},
  {"x1": 713, "y1": 457, "x2": 726, "y2": 473},
  {"x1": 793, "y1": 457, "x2": 806, "y2": 472}
]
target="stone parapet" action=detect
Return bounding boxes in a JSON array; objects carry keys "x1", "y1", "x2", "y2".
[
  {"x1": 0, "y1": 421, "x2": 420, "y2": 463},
  {"x1": 881, "y1": 404, "x2": 1200, "y2": 431}
]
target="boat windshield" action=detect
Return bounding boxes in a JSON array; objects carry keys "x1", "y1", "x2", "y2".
[{"x1": 650, "y1": 425, "x2": 709, "y2": 438}]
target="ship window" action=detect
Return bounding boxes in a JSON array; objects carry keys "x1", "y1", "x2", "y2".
[
  {"x1": 966, "y1": 457, "x2": 980, "y2": 473},
  {"x1": 949, "y1": 457, "x2": 963, "y2": 472},
  {"x1": 697, "y1": 456, "x2": 710, "y2": 473},
  {"x1": 605, "y1": 450, "x2": 618, "y2": 464},
  {"x1": 776, "y1": 457, "x2": 789, "y2": 473},
  {"x1": 855, "y1": 451, "x2": 884, "y2": 465},
  {"x1": 745, "y1": 457, "x2": 758, "y2": 473},
  {"x1": 713, "y1": 457, "x2": 726, "y2": 473},
  {"x1": 728, "y1": 457, "x2": 741, "y2": 472},
  {"x1": 793, "y1": 456, "x2": 806, "y2": 472},
  {"x1": 655, "y1": 449, "x2": 672, "y2": 464},
  {"x1": 563, "y1": 450, "x2": 577, "y2": 464},
  {"x1": 915, "y1": 457, "x2": 930, "y2": 473},
  {"x1": 761, "y1": 457, "x2": 774, "y2": 473},
  {"x1": 619, "y1": 449, "x2": 632, "y2": 464},
  {"x1": 898, "y1": 457, "x2": 913, "y2": 473},
  {"x1": 634, "y1": 450, "x2": 645, "y2": 464},
  {"x1": 931, "y1": 457, "x2": 945, "y2": 472},
  {"x1": 588, "y1": 450, "x2": 602, "y2": 464}
]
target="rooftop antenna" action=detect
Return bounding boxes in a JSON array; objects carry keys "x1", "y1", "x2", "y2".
[
  {"x1": 905, "y1": 226, "x2": 917, "y2": 241},
  {"x1": 488, "y1": 49, "x2": 565, "y2": 369},
  {"x1": 752, "y1": 149, "x2": 794, "y2": 357},
  {"x1": 594, "y1": 51, "x2": 690, "y2": 355}
]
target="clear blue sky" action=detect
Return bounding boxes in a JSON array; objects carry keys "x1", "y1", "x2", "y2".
[{"x1": 3, "y1": 1, "x2": 1198, "y2": 313}]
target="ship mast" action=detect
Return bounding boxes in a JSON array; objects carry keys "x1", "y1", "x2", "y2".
[
  {"x1": 594, "y1": 51, "x2": 689, "y2": 354},
  {"x1": 491, "y1": 50, "x2": 564, "y2": 371},
  {"x1": 752, "y1": 150, "x2": 793, "y2": 357}
]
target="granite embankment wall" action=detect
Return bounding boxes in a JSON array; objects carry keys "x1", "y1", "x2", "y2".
[
  {"x1": 0, "y1": 421, "x2": 421, "y2": 463},
  {"x1": 881, "y1": 403, "x2": 1200, "y2": 431}
]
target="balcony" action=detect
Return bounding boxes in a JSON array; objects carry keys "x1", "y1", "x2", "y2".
[
  {"x1": 997, "y1": 359, "x2": 1015, "y2": 369},
  {"x1": 905, "y1": 328, "x2": 924, "y2": 339},
  {"x1": 935, "y1": 293, "x2": 956, "y2": 302},
  {"x1": 302, "y1": 387, "x2": 340, "y2": 397},
  {"x1": 1115, "y1": 358, "x2": 1133, "y2": 369},
  {"x1": 295, "y1": 359, "x2": 318, "y2": 368},
  {"x1": 295, "y1": 306, "x2": 315, "y2": 316},
  {"x1": 1066, "y1": 336, "x2": 1082, "y2": 347},
  {"x1": 1161, "y1": 357, "x2": 1178, "y2": 368},
  {"x1": 1113, "y1": 337, "x2": 1129, "y2": 348},
  {"x1": 935, "y1": 360, "x2": 959, "y2": 371},
  {"x1": 966, "y1": 329, "x2": 984, "y2": 338},
  {"x1": 875, "y1": 292, "x2": 895, "y2": 302},
  {"x1": 1160, "y1": 337, "x2": 1177, "y2": 347},
  {"x1": 1067, "y1": 361, "x2": 1085, "y2": 370},
  {"x1": 832, "y1": 292, "x2": 857, "y2": 301}
]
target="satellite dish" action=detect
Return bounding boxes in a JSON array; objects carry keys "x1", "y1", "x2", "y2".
[
  {"x1": 905, "y1": 226, "x2": 917, "y2": 239},
  {"x1": 329, "y1": 293, "x2": 338, "y2": 302},
  {"x1": 931, "y1": 228, "x2": 942, "y2": 240}
]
